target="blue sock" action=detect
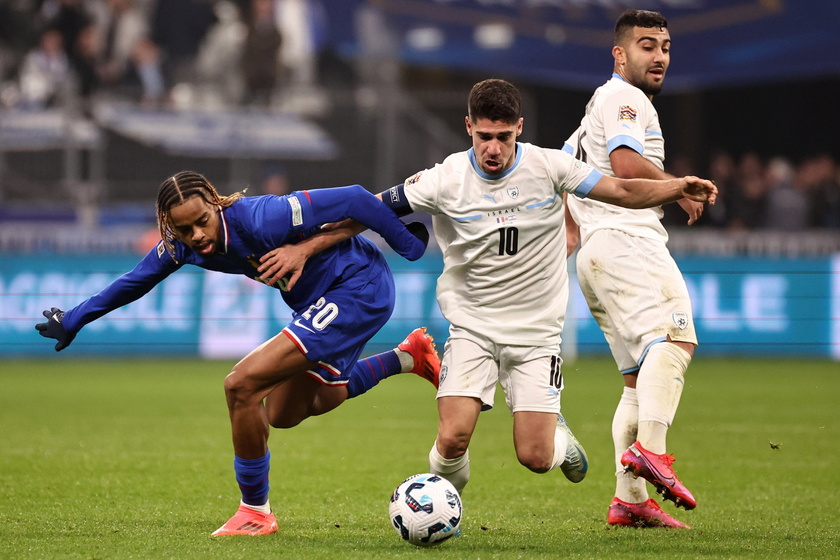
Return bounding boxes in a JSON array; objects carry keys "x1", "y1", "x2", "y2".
[
  {"x1": 234, "y1": 451, "x2": 271, "y2": 506},
  {"x1": 346, "y1": 350, "x2": 402, "y2": 398}
]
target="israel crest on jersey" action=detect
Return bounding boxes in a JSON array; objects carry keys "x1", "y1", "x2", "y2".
[
  {"x1": 672, "y1": 311, "x2": 689, "y2": 330},
  {"x1": 507, "y1": 185, "x2": 520, "y2": 199}
]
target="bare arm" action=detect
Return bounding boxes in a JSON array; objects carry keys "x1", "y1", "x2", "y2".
[
  {"x1": 258, "y1": 189, "x2": 401, "y2": 290},
  {"x1": 564, "y1": 193, "x2": 580, "y2": 258},
  {"x1": 257, "y1": 219, "x2": 365, "y2": 290},
  {"x1": 587, "y1": 174, "x2": 716, "y2": 209},
  {"x1": 611, "y1": 147, "x2": 705, "y2": 225}
]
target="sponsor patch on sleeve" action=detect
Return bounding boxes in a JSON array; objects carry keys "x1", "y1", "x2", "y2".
[
  {"x1": 618, "y1": 105, "x2": 637, "y2": 123},
  {"x1": 156, "y1": 240, "x2": 165, "y2": 258},
  {"x1": 388, "y1": 185, "x2": 401, "y2": 204},
  {"x1": 288, "y1": 195, "x2": 304, "y2": 226}
]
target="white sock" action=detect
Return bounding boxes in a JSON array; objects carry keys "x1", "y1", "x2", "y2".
[
  {"x1": 550, "y1": 422, "x2": 570, "y2": 471},
  {"x1": 397, "y1": 349, "x2": 414, "y2": 373},
  {"x1": 241, "y1": 500, "x2": 271, "y2": 514},
  {"x1": 613, "y1": 386, "x2": 647, "y2": 503},
  {"x1": 636, "y1": 342, "x2": 691, "y2": 455},
  {"x1": 429, "y1": 442, "x2": 470, "y2": 494}
]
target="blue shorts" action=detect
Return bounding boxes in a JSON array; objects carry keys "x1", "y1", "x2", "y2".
[{"x1": 282, "y1": 265, "x2": 395, "y2": 385}]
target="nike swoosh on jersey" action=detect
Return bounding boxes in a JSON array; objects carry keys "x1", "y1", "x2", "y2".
[{"x1": 293, "y1": 319, "x2": 315, "y2": 333}]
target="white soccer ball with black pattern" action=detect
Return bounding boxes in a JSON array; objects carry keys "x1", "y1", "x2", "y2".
[{"x1": 388, "y1": 473, "x2": 462, "y2": 547}]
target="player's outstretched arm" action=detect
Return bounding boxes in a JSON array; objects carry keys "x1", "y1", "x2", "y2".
[
  {"x1": 304, "y1": 185, "x2": 426, "y2": 260},
  {"x1": 34, "y1": 246, "x2": 180, "y2": 350},
  {"x1": 259, "y1": 186, "x2": 428, "y2": 291},
  {"x1": 610, "y1": 147, "x2": 704, "y2": 224},
  {"x1": 35, "y1": 307, "x2": 76, "y2": 352},
  {"x1": 587, "y1": 175, "x2": 716, "y2": 209}
]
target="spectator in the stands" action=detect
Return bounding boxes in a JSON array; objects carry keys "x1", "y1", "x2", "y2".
[
  {"x1": 241, "y1": 0, "x2": 283, "y2": 106},
  {"x1": 40, "y1": 0, "x2": 92, "y2": 60},
  {"x1": 257, "y1": 163, "x2": 291, "y2": 196},
  {"x1": 274, "y1": 0, "x2": 327, "y2": 90},
  {"x1": 17, "y1": 26, "x2": 71, "y2": 109},
  {"x1": 728, "y1": 152, "x2": 768, "y2": 231},
  {"x1": 802, "y1": 154, "x2": 840, "y2": 229},
  {"x1": 151, "y1": 0, "x2": 217, "y2": 93},
  {"x1": 91, "y1": 0, "x2": 165, "y2": 103},
  {"x1": 699, "y1": 150, "x2": 735, "y2": 228},
  {"x1": 763, "y1": 156, "x2": 809, "y2": 231}
]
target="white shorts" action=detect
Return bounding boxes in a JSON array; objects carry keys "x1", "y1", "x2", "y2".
[
  {"x1": 576, "y1": 229, "x2": 697, "y2": 374},
  {"x1": 437, "y1": 326, "x2": 563, "y2": 414}
]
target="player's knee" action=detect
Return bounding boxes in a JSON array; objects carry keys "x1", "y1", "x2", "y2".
[
  {"x1": 223, "y1": 368, "x2": 260, "y2": 407},
  {"x1": 436, "y1": 431, "x2": 470, "y2": 459},
  {"x1": 516, "y1": 446, "x2": 552, "y2": 473}
]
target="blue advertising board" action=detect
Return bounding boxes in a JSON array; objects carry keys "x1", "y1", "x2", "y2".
[{"x1": 1, "y1": 252, "x2": 838, "y2": 360}]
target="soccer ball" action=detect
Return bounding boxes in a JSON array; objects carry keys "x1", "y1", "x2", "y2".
[{"x1": 389, "y1": 473, "x2": 462, "y2": 547}]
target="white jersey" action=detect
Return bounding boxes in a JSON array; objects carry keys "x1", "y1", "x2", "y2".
[
  {"x1": 403, "y1": 142, "x2": 602, "y2": 346},
  {"x1": 565, "y1": 74, "x2": 668, "y2": 245}
]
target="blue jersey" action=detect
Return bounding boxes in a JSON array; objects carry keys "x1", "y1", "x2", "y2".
[{"x1": 62, "y1": 185, "x2": 425, "y2": 335}]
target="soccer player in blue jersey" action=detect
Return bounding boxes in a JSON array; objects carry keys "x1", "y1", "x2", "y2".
[{"x1": 35, "y1": 170, "x2": 441, "y2": 536}]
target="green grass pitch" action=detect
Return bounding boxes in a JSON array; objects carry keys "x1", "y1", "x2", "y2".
[{"x1": 1, "y1": 357, "x2": 838, "y2": 559}]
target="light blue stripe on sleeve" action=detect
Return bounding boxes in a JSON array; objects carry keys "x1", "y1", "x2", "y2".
[
  {"x1": 561, "y1": 142, "x2": 574, "y2": 155},
  {"x1": 572, "y1": 169, "x2": 604, "y2": 198},
  {"x1": 607, "y1": 134, "x2": 643, "y2": 155}
]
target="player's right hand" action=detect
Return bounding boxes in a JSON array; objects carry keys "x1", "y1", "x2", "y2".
[
  {"x1": 35, "y1": 307, "x2": 76, "y2": 351},
  {"x1": 258, "y1": 245, "x2": 309, "y2": 292},
  {"x1": 681, "y1": 176, "x2": 717, "y2": 205}
]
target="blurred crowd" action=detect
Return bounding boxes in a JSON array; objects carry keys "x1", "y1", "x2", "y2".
[
  {"x1": 663, "y1": 151, "x2": 840, "y2": 231},
  {"x1": 0, "y1": 0, "x2": 328, "y2": 111},
  {"x1": 1, "y1": 2, "x2": 837, "y2": 232}
]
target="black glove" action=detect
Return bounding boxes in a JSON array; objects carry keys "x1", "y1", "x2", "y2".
[
  {"x1": 405, "y1": 221, "x2": 430, "y2": 250},
  {"x1": 35, "y1": 307, "x2": 76, "y2": 351}
]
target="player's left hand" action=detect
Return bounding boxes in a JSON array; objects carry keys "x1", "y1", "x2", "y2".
[
  {"x1": 405, "y1": 221, "x2": 429, "y2": 249},
  {"x1": 681, "y1": 176, "x2": 717, "y2": 205},
  {"x1": 35, "y1": 307, "x2": 76, "y2": 351},
  {"x1": 677, "y1": 198, "x2": 705, "y2": 225}
]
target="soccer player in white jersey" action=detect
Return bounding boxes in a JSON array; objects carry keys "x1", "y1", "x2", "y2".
[
  {"x1": 258, "y1": 79, "x2": 716, "y2": 503},
  {"x1": 563, "y1": 10, "x2": 702, "y2": 528}
]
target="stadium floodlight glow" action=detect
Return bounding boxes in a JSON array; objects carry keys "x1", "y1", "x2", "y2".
[
  {"x1": 474, "y1": 23, "x2": 514, "y2": 49},
  {"x1": 406, "y1": 27, "x2": 445, "y2": 51}
]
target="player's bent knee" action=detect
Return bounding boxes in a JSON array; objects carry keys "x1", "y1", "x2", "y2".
[
  {"x1": 223, "y1": 369, "x2": 262, "y2": 407},
  {"x1": 516, "y1": 447, "x2": 553, "y2": 473},
  {"x1": 436, "y1": 432, "x2": 470, "y2": 458}
]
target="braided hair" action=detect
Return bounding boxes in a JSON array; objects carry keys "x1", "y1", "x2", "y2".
[{"x1": 156, "y1": 171, "x2": 245, "y2": 258}]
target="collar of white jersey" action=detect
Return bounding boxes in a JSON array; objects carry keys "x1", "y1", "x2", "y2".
[
  {"x1": 612, "y1": 72, "x2": 627, "y2": 83},
  {"x1": 468, "y1": 142, "x2": 523, "y2": 181},
  {"x1": 219, "y1": 206, "x2": 230, "y2": 254}
]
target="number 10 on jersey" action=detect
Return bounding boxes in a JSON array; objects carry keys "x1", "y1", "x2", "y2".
[{"x1": 497, "y1": 227, "x2": 519, "y2": 255}]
